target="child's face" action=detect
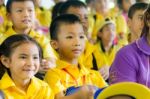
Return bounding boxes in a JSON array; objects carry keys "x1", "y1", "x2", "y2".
[
  {"x1": 122, "y1": 0, "x2": 136, "y2": 12},
  {"x1": 8, "y1": 1, "x2": 35, "y2": 30},
  {"x1": 94, "y1": 0, "x2": 109, "y2": 13},
  {"x1": 128, "y1": 10, "x2": 145, "y2": 37},
  {"x1": 53, "y1": 23, "x2": 85, "y2": 61},
  {"x1": 67, "y1": 7, "x2": 89, "y2": 33},
  {"x1": 98, "y1": 23, "x2": 116, "y2": 43},
  {"x1": 4, "y1": 42, "x2": 40, "y2": 80}
]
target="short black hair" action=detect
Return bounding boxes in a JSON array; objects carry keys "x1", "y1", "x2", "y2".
[
  {"x1": 59, "y1": 0, "x2": 87, "y2": 15},
  {"x1": 117, "y1": 0, "x2": 123, "y2": 10},
  {"x1": 6, "y1": 0, "x2": 34, "y2": 13},
  {"x1": 52, "y1": 2, "x2": 64, "y2": 20},
  {"x1": 50, "y1": 14, "x2": 82, "y2": 40},
  {"x1": 128, "y1": 2, "x2": 148, "y2": 19}
]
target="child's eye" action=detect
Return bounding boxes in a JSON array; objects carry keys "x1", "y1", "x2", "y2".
[
  {"x1": 33, "y1": 56, "x2": 39, "y2": 59},
  {"x1": 80, "y1": 35, "x2": 85, "y2": 39},
  {"x1": 66, "y1": 36, "x2": 73, "y2": 39},
  {"x1": 19, "y1": 56, "x2": 27, "y2": 59},
  {"x1": 16, "y1": 9, "x2": 22, "y2": 12},
  {"x1": 28, "y1": 9, "x2": 33, "y2": 12}
]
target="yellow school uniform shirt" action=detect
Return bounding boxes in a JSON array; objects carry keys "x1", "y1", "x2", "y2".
[
  {"x1": 0, "y1": 72, "x2": 54, "y2": 99},
  {"x1": 44, "y1": 59, "x2": 107, "y2": 95},
  {"x1": 0, "y1": 5, "x2": 12, "y2": 33},
  {"x1": 0, "y1": 27, "x2": 56, "y2": 59},
  {"x1": 92, "y1": 41, "x2": 120, "y2": 69},
  {"x1": 79, "y1": 40, "x2": 96, "y2": 69},
  {"x1": 35, "y1": 7, "x2": 51, "y2": 27}
]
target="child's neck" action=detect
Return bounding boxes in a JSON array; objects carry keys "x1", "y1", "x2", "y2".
[
  {"x1": 12, "y1": 75, "x2": 30, "y2": 92},
  {"x1": 60, "y1": 57, "x2": 78, "y2": 66},
  {"x1": 13, "y1": 26, "x2": 31, "y2": 34},
  {"x1": 101, "y1": 40, "x2": 113, "y2": 52}
]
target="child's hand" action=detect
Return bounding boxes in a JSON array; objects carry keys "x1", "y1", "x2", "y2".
[
  {"x1": 76, "y1": 86, "x2": 94, "y2": 99},
  {"x1": 99, "y1": 66, "x2": 110, "y2": 80},
  {"x1": 39, "y1": 58, "x2": 56, "y2": 72}
]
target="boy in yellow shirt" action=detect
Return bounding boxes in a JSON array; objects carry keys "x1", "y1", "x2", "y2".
[
  {"x1": 0, "y1": 34, "x2": 54, "y2": 99},
  {"x1": 44, "y1": 14, "x2": 107, "y2": 99},
  {"x1": 0, "y1": 0, "x2": 56, "y2": 77}
]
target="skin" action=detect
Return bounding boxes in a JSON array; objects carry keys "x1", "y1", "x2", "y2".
[
  {"x1": 128, "y1": 10, "x2": 145, "y2": 43},
  {"x1": 51, "y1": 23, "x2": 85, "y2": 65},
  {"x1": 94, "y1": 0, "x2": 109, "y2": 17},
  {"x1": 1, "y1": 42, "x2": 40, "y2": 92},
  {"x1": 8, "y1": 1, "x2": 35, "y2": 34},
  {"x1": 66, "y1": 7, "x2": 89, "y2": 33}
]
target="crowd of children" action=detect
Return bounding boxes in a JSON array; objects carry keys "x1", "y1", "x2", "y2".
[{"x1": 0, "y1": 0, "x2": 149, "y2": 98}]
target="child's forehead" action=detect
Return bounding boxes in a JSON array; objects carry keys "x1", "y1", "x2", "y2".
[
  {"x1": 132, "y1": 9, "x2": 145, "y2": 17},
  {"x1": 11, "y1": 1, "x2": 34, "y2": 8}
]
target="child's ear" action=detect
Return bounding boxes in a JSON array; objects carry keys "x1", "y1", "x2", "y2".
[
  {"x1": 6, "y1": 13, "x2": 12, "y2": 21},
  {"x1": 50, "y1": 40, "x2": 59, "y2": 50},
  {"x1": 0, "y1": 55, "x2": 10, "y2": 68}
]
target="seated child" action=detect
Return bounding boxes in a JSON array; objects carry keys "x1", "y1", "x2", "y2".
[
  {"x1": 44, "y1": 14, "x2": 107, "y2": 99},
  {"x1": 0, "y1": 0, "x2": 56, "y2": 77},
  {"x1": 0, "y1": 34, "x2": 54, "y2": 98},
  {"x1": 92, "y1": 18, "x2": 120, "y2": 80}
]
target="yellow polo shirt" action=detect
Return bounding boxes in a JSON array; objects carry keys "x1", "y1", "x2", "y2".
[
  {"x1": 44, "y1": 59, "x2": 107, "y2": 95},
  {"x1": 92, "y1": 41, "x2": 120, "y2": 69},
  {"x1": 0, "y1": 72, "x2": 54, "y2": 99},
  {"x1": 35, "y1": 7, "x2": 51, "y2": 27},
  {"x1": 0, "y1": 27, "x2": 56, "y2": 59},
  {"x1": 0, "y1": 5, "x2": 12, "y2": 33}
]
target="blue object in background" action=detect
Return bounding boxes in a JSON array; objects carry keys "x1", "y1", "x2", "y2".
[{"x1": 65, "y1": 85, "x2": 106, "y2": 98}]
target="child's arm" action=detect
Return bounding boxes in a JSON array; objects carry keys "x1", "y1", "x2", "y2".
[{"x1": 55, "y1": 86, "x2": 94, "y2": 99}]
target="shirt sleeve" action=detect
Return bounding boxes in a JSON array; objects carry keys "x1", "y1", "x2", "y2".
[
  {"x1": 44, "y1": 69, "x2": 65, "y2": 95},
  {"x1": 109, "y1": 48, "x2": 137, "y2": 84}
]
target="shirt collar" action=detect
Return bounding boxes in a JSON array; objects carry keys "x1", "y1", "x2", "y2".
[{"x1": 136, "y1": 36, "x2": 150, "y2": 55}]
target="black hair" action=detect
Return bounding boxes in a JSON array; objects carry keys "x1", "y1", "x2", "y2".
[
  {"x1": 128, "y1": 2, "x2": 148, "y2": 19},
  {"x1": 85, "y1": 0, "x2": 95, "y2": 5},
  {"x1": 106, "y1": 94, "x2": 136, "y2": 99},
  {"x1": 52, "y1": 2, "x2": 64, "y2": 20},
  {"x1": 59, "y1": 0, "x2": 87, "y2": 15},
  {"x1": 6, "y1": 0, "x2": 34, "y2": 13},
  {"x1": 141, "y1": 4, "x2": 150, "y2": 37},
  {"x1": 0, "y1": 34, "x2": 43, "y2": 78},
  {"x1": 117, "y1": 0, "x2": 123, "y2": 10},
  {"x1": 50, "y1": 14, "x2": 82, "y2": 40}
]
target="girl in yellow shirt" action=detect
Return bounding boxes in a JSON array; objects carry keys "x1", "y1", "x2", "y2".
[{"x1": 0, "y1": 34, "x2": 54, "y2": 99}]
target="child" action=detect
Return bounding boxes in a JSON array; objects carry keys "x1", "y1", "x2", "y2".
[
  {"x1": 109, "y1": 4, "x2": 150, "y2": 88},
  {"x1": 59, "y1": 0, "x2": 97, "y2": 71},
  {"x1": 127, "y1": 2, "x2": 148, "y2": 43},
  {"x1": 117, "y1": 0, "x2": 136, "y2": 21},
  {"x1": 0, "y1": 0, "x2": 56, "y2": 77},
  {"x1": 0, "y1": 34, "x2": 54, "y2": 98},
  {"x1": 44, "y1": 14, "x2": 107, "y2": 99},
  {"x1": 92, "y1": 18, "x2": 120, "y2": 80}
]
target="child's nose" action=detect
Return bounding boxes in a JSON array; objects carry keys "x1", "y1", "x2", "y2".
[
  {"x1": 27, "y1": 58, "x2": 34, "y2": 66},
  {"x1": 24, "y1": 10, "x2": 30, "y2": 17},
  {"x1": 74, "y1": 37, "x2": 80, "y2": 46}
]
